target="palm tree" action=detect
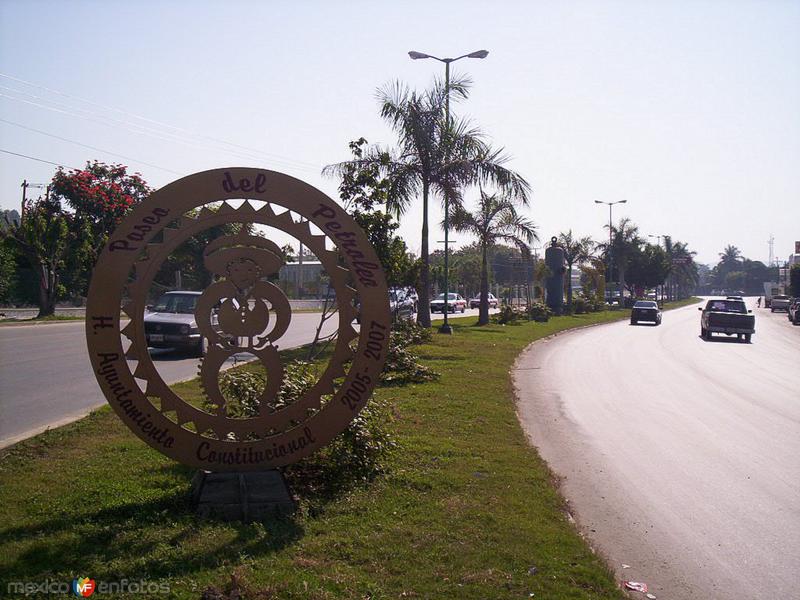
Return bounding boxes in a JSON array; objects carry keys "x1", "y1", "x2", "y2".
[
  {"x1": 451, "y1": 189, "x2": 537, "y2": 325},
  {"x1": 604, "y1": 218, "x2": 642, "y2": 301},
  {"x1": 665, "y1": 238, "x2": 698, "y2": 299},
  {"x1": 719, "y1": 244, "x2": 742, "y2": 265},
  {"x1": 557, "y1": 230, "x2": 594, "y2": 305},
  {"x1": 324, "y1": 77, "x2": 530, "y2": 327}
]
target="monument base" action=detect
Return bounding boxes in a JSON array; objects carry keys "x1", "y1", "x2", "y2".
[{"x1": 191, "y1": 470, "x2": 294, "y2": 521}]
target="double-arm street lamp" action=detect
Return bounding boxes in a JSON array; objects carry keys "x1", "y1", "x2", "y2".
[
  {"x1": 409, "y1": 49, "x2": 489, "y2": 334},
  {"x1": 594, "y1": 199, "x2": 627, "y2": 302}
]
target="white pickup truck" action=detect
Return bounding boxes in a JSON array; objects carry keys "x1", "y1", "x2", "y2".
[{"x1": 770, "y1": 294, "x2": 791, "y2": 312}]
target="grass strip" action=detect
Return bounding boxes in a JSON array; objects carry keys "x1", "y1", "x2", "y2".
[{"x1": 0, "y1": 299, "x2": 698, "y2": 599}]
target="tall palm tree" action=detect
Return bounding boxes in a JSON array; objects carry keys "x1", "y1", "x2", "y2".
[
  {"x1": 662, "y1": 236, "x2": 698, "y2": 299},
  {"x1": 719, "y1": 244, "x2": 742, "y2": 265},
  {"x1": 451, "y1": 189, "x2": 537, "y2": 325},
  {"x1": 324, "y1": 77, "x2": 530, "y2": 327},
  {"x1": 557, "y1": 230, "x2": 594, "y2": 305},
  {"x1": 604, "y1": 218, "x2": 642, "y2": 301}
]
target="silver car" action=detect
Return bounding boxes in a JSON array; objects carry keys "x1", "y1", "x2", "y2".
[{"x1": 144, "y1": 291, "x2": 204, "y2": 355}]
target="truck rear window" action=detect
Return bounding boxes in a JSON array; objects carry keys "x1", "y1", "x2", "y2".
[{"x1": 707, "y1": 300, "x2": 746, "y2": 313}]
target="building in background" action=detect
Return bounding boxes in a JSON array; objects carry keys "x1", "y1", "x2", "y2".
[{"x1": 278, "y1": 261, "x2": 327, "y2": 298}]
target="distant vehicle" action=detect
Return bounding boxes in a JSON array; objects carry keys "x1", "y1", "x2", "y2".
[
  {"x1": 389, "y1": 288, "x2": 415, "y2": 321},
  {"x1": 699, "y1": 298, "x2": 754, "y2": 343},
  {"x1": 404, "y1": 287, "x2": 419, "y2": 312},
  {"x1": 144, "y1": 291, "x2": 204, "y2": 355},
  {"x1": 763, "y1": 282, "x2": 781, "y2": 308},
  {"x1": 788, "y1": 298, "x2": 800, "y2": 325},
  {"x1": 630, "y1": 300, "x2": 662, "y2": 325},
  {"x1": 770, "y1": 295, "x2": 791, "y2": 312},
  {"x1": 430, "y1": 292, "x2": 466, "y2": 313},
  {"x1": 469, "y1": 293, "x2": 498, "y2": 309}
]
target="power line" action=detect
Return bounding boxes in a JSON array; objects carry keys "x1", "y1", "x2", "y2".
[
  {"x1": 0, "y1": 89, "x2": 320, "y2": 174},
  {"x1": 0, "y1": 148, "x2": 78, "y2": 169},
  {"x1": 0, "y1": 73, "x2": 323, "y2": 168},
  {"x1": 0, "y1": 74, "x2": 323, "y2": 173},
  {"x1": 0, "y1": 118, "x2": 185, "y2": 176}
]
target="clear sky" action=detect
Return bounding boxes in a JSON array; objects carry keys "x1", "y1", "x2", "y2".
[{"x1": 1, "y1": 0, "x2": 798, "y2": 266}]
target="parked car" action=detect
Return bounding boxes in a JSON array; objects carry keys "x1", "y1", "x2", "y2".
[
  {"x1": 430, "y1": 292, "x2": 466, "y2": 313},
  {"x1": 469, "y1": 292, "x2": 498, "y2": 309},
  {"x1": 404, "y1": 287, "x2": 419, "y2": 312},
  {"x1": 698, "y1": 298, "x2": 754, "y2": 342},
  {"x1": 787, "y1": 298, "x2": 800, "y2": 325},
  {"x1": 144, "y1": 291, "x2": 204, "y2": 355},
  {"x1": 770, "y1": 295, "x2": 791, "y2": 312},
  {"x1": 630, "y1": 300, "x2": 662, "y2": 325},
  {"x1": 389, "y1": 288, "x2": 415, "y2": 321}
]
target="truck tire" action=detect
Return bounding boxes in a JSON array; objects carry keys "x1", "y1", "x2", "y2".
[
  {"x1": 744, "y1": 333, "x2": 752, "y2": 343},
  {"x1": 771, "y1": 307, "x2": 775, "y2": 312}
]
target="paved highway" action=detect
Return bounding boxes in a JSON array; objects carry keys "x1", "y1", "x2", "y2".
[
  {"x1": 0, "y1": 312, "x2": 338, "y2": 448},
  {"x1": 0, "y1": 306, "x2": 494, "y2": 448},
  {"x1": 514, "y1": 298, "x2": 800, "y2": 600}
]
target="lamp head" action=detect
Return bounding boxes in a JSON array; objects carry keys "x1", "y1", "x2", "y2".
[
  {"x1": 408, "y1": 51, "x2": 430, "y2": 60},
  {"x1": 594, "y1": 200, "x2": 603, "y2": 204},
  {"x1": 468, "y1": 50, "x2": 489, "y2": 59},
  {"x1": 619, "y1": 199, "x2": 628, "y2": 204}
]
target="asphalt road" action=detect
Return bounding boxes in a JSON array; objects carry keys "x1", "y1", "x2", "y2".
[
  {"x1": 0, "y1": 305, "x2": 495, "y2": 448},
  {"x1": 0, "y1": 311, "x2": 338, "y2": 448},
  {"x1": 514, "y1": 298, "x2": 800, "y2": 600}
]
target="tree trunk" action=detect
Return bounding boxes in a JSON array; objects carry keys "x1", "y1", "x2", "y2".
[
  {"x1": 619, "y1": 263, "x2": 627, "y2": 305},
  {"x1": 417, "y1": 180, "x2": 431, "y2": 328},
  {"x1": 478, "y1": 241, "x2": 490, "y2": 325},
  {"x1": 37, "y1": 264, "x2": 57, "y2": 318},
  {"x1": 567, "y1": 262, "x2": 573, "y2": 305}
]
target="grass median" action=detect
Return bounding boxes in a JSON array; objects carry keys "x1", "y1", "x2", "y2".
[{"x1": 0, "y1": 299, "x2": 699, "y2": 599}]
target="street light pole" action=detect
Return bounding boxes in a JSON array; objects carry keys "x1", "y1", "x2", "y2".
[
  {"x1": 409, "y1": 49, "x2": 488, "y2": 334},
  {"x1": 594, "y1": 199, "x2": 627, "y2": 303}
]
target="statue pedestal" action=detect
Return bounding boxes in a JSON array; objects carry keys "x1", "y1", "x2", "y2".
[{"x1": 191, "y1": 470, "x2": 294, "y2": 521}]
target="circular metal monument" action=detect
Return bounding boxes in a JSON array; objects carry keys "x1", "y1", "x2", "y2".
[{"x1": 86, "y1": 168, "x2": 390, "y2": 471}]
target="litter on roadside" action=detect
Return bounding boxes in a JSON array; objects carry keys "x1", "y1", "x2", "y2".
[
  {"x1": 623, "y1": 581, "x2": 648, "y2": 592},
  {"x1": 621, "y1": 564, "x2": 631, "y2": 569},
  {"x1": 646, "y1": 594, "x2": 657, "y2": 599}
]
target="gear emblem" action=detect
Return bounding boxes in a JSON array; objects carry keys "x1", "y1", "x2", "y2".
[{"x1": 86, "y1": 168, "x2": 390, "y2": 470}]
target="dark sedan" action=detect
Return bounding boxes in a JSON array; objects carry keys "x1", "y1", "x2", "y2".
[{"x1": 630, "y1": 300, "x2": 662, "y2": 325}]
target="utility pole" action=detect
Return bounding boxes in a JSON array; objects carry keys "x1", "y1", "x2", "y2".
[
  {"x1": 768, "y1": 234, "x2": 775, "y2": 267},
  {"x1": 21, "y1": 180, "x2": 47, "y2": 218}
]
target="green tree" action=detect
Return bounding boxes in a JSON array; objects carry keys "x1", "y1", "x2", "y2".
[
  {"x1": 557, "y1": 230, "x2": 594, "y2": 305},
  {"x1": 451, "y1": 189, "x2": 536, "y2": 325},
  {"x1": 604, "y1": 218, "x2": 642, "y2": 301},
  {"x1": 328, "y1": 139, "x2": 418, "y2": 288},
  {"x1": 325, "y1": 79, "x2": 530, "y2": 327},
  {"x1": 663, "y1": 237, "x2": 699, "y2": 299},
  {"x1": 627, "y1": 244, "x2": 671, "y2": 295},
  {"x1": 1, "y1": 199, "x2": 91, "y2": 317}
]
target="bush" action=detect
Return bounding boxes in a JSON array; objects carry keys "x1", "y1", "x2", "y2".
[
  {"x1": 493, "y1": 304, "x2": 525, "y2": 325},
  {"x1": 207, "y1": 360, "x2": 317, "y2": 418},
  {"x1": 380, "y1": 318, "x2": 439, "y2": 385},
  {"x1": 391, "y1": 317, "x2": 432, "y2": 346},
  {"x1": 527, "y1": 301, "x2": 552, "y2": 322},
  {"x1": 572, "y1": 297, "x2": 589, "y2": 314}
]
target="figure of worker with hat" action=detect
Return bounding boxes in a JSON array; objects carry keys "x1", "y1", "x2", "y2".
[{"x1": 194, "y1": 232, "x2": 292, "y2": 417}]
